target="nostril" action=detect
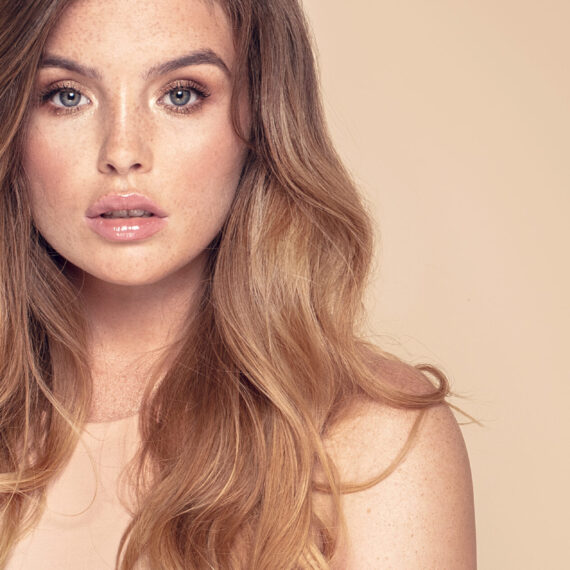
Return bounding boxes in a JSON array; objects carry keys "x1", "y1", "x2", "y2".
[
  {"x1": 97, "y1": 132, "x2": 152, "y2": 175},
  {"x1": 98, "y1": 156, "x2": 150, "y2": 175}
]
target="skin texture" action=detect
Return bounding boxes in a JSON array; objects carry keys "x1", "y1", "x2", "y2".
[
  {"x1": 23, "y1": 0, "x2": 248, "y2": 420},
  {"x1": 21, "y1": 0, "x2": 476, "y2": 564},
  {"x1": 320, "y1": 369, "x2": 477, "y2": 568},
  {"x1": 25, "y1": 0, "x2": 245, "y2": 289}
]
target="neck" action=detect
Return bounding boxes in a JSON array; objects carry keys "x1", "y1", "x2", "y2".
[{"x1": 74, "y1": 261, "x2": 204, "y2": 422}]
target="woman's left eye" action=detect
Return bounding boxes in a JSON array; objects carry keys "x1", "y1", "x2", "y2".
[
  {"x1": 158, "y1": 83, "x2": 207, "y2": 113},
  {"x1": 167, "y1": 88, "x2": 195, "y2": 106}
]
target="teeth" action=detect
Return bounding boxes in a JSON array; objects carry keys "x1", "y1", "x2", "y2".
[
  {"x1": 101, "y1": 209, "x2": 153, "y2": 219},
  {"x1": 127, "y1": 209, "x2": 151, "y2": 218},
  {"x1": 103, "y1": 209, "x2": 128, "y2": 218}
]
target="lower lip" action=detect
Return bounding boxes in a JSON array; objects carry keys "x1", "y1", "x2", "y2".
[{"x1": 86, "y1": 216, "x2": 167, "y2": 241}]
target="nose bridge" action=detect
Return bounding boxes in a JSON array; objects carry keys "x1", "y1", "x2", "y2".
[{"x1": 98, "y1": 88, "x2": 152, "y2": 175}]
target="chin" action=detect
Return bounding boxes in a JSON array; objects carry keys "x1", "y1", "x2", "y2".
[
  {"x1": 69, "y1": 257, "x2": 207, "y2": 291},
  {"x1": 83, "y1": 270, "x2": 183, "y2": 289}
]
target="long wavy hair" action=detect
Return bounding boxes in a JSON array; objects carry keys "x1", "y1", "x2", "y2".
[{"x1": 0, "y1": 0, "x2": 448, "y2": 567}]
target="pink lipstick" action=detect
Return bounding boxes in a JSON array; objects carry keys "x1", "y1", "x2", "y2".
[{"x1": 85, "y1": 193, "x2": 167, "y2": 242}]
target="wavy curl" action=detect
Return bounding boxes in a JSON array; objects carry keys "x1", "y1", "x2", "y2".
[{"x1": 0, "y1": 0, "x2": 448, "y2": 568}]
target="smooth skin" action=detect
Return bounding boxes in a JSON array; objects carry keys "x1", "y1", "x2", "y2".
[
  {"x1": 322, "y1": 384, "x2": 476, "y2": 567},
  {"x1": 24, "y1": 0, "x2": 247, "y2": 419},
  {"x1": 23, "y1": 0, "x2": 476, "y2": 566}
]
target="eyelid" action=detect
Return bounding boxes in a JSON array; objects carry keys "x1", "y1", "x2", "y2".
[
  {"x1": 155, "y1": 79, "x2": 210, "y2": 114},
  {"x1": 36, "y1": 77, "x2": 211, "y2": 115},
  {"x1": 39, "y1": 80, "x2": 92, "y2": 114}
]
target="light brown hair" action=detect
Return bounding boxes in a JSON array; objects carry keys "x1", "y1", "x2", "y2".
[{"x1": 0, "y1": 1, "x2": 448, "y2": 567}]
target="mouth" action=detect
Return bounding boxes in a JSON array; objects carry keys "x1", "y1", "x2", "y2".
[
  {"x1": 100, "y1": 209, "x2": 155, "y2": 219},
  {"x1": 85, "y1": 193, "x2": 168, "y2": 242},
  {"x1": 86, "y1": 193, "x2": 168, "y2": 219}
]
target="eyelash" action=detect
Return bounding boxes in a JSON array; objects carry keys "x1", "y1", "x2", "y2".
[
  {"x1": 38, "y1": 79, "x2": 211, "y2": 116},
  {"x1": 39, "y1": 81, "x2": 89, "y2": 116},
  {"x1": 156, "y1": 80, "x2": 210, "y2": 114}
]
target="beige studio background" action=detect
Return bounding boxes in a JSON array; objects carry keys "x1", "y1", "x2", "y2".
[{"x1": 302, "y1": 1, "x2": 570, "y2": 569}]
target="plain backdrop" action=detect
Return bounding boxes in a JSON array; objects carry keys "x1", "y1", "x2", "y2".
[{"x1": 302, "y1": 1, "x2": 570, "y2": 568}]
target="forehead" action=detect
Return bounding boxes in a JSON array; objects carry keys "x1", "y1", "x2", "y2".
[{"x1": 45, "y1": 0, "x2": 235, "y2": 72}]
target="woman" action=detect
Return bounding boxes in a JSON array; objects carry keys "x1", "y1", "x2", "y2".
[{"x1": 0, "y1": 0, "x2": 476, "y2": 568}]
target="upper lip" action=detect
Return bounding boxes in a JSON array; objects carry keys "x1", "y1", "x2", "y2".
[{"x1": 85, "y1": 193, "x2": 168, "y2": 218}]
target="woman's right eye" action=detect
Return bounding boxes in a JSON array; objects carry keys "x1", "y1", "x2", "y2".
[
  {"x1": 41, "y1": 86, "x2": 91, "y2": 111},
  {"x1": 51, "y1": 88, "x2": 90, "y2": 108}
]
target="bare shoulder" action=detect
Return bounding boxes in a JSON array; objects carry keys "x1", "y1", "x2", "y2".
[{"x1": 323, "y1": 361, "x2": 476, "y2": 569}]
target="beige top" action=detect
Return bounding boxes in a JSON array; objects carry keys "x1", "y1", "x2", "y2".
[{"x1": 7, "y1": 415, "x2": 139, "y2": 570}]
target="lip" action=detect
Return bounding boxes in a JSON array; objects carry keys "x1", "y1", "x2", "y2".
[
  {"x1": 86, "y1": 192, "x2": 168, "y2": 218},
  {"x1": 85, "y1": 192, "x2": 168, "y2": 242}
]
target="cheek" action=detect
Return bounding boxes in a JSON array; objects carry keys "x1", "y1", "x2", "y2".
[
  {"x1": 161, "y1": 122, "x2": 246, "y2": 218},
  {"x1": 24, "y1": 125, "x2": 90, "y2": 216}
]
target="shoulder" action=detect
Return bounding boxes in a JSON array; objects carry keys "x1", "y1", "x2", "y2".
[{"x1": 323, "y1": 360, "x2": 476, "y2": 569}]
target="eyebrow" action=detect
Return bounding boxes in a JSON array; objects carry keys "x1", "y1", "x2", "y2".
[
  {"x1": 144, "y1": 49, "x2": 230, "y2": 79},
  {"x1": 39, "y1": 49, "x2": 230, "y2": 81},
  {"x1": 39, "y1": 55, "x2": 102, "y2": 80}
]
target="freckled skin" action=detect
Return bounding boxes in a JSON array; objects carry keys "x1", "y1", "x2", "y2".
[
  {"x1": 24, "y1": 0, "x2": 247, "y2": 289},
  {"x1": 22, "y1": 2, "x2": 477, "y2": 564},
  {"x1": 318, "y1": 368, "x2": 476, "y2": 568}
]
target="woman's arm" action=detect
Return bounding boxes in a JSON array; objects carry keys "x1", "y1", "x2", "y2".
[{"x1": 325, "y1": 396, "x2": 476, "y2": 568}]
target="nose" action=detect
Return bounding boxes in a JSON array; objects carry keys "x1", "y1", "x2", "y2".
[{"x1": 97, "y1": 100, "x2": 152, "y2": 175}]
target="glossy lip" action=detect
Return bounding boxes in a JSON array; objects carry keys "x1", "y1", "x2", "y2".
[
  {"x1": 85, "y1": 192, "x2": 168, "y2": 218},
  {"x1": 85, "y1": 192, "x2": 168, "y2": 242}
]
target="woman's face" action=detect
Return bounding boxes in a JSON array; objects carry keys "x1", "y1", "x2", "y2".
[{"x1": 24, "y1": 0, "x2": 246, "y2": 288}]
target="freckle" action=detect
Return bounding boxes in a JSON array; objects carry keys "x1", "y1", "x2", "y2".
[{"x1": 366, "y1": 507, "x2": 371, "y2": 514}]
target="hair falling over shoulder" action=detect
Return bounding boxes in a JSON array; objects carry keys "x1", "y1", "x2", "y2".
[{"x1": 0, "y1": 0, "x2": 448, "y2": 568}]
